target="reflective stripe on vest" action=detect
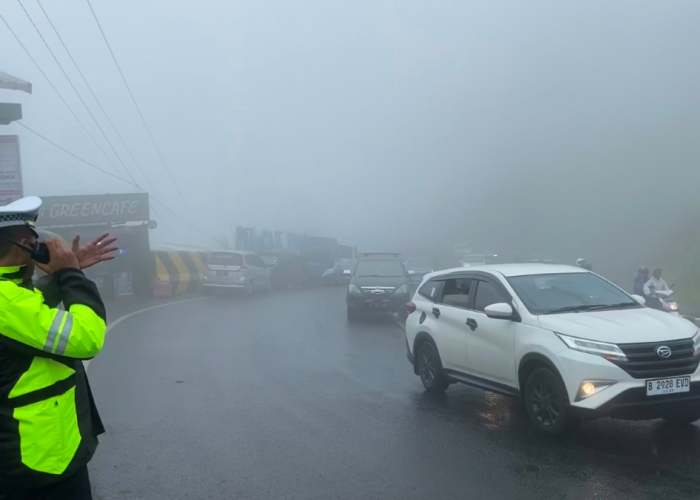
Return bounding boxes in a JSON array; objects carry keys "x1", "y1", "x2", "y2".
[{"x1": 43, "y1": 310, "x2": 74, "y2": 355}]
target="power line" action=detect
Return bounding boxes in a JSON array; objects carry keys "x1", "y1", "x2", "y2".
[
  {"x1": 16, "y1": 122, "x2": 136, "y2": 186},
  {"x1": 15, "y1": 122, "x2": 213, "y2": 240},
  {"x1": 149, "y1": 205, "x2": 174, "y2": 236},
  {"x1": 1, "y1": 9, "x2": 201, "y2": 239},
  {"x1": 0, "y1": 10, "x2": 128, "y2": 183},
  {"x1": 9, "y1": 126, "x2": 82, "y2": 184},
  {"x1": 21, "y1": 144, "x2": 83, "y2": 185},
  {"x1": 16, "y1": 0, "x2": 141, "y2": 187},
  {"x1": 85, "y1": 0, "x2": 187, "y2": 203},
  {"x1": 33, "y1": 0, "x2": 163, "y2": 198},
  {"x1": 9, "y1": 125, "x2": 110, "y2": 185}
]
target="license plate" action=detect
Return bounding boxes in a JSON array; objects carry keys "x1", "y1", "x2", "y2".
[
  {"x1": 216, "y1": 271, "x2": 229, "y2": 277},
  {"x1": 646, "y1": 376, "x2": 690, "y2": 396}
]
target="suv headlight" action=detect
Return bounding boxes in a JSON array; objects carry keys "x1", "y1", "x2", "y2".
[
  {"x1": 348, "y1": 284, "x2": 361, "y2": 294},
  {"x1": 556, "y1": 333, "x2": 628, "y2": 362},
  {"x1": 692, "y1": 330, "x2": 700, "y2": 356},
  {"x1": 395, "y1": 284, "x2": 408, "y2": 294}
]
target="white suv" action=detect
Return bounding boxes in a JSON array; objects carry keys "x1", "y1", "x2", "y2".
[{"x1": 404, "y1": 264, "x2": 700, "y2": 435}]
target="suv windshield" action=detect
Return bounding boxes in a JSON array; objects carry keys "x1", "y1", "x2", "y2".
[
  {"x1": 209, "y1": 252, "x2": 243, "y2": 266},
  {"x1": 354, "y1": 260, "x2": 405, "y2": 278},
  {"x1": 508, "y1": 273, "x2": 640, "y2": 315}
]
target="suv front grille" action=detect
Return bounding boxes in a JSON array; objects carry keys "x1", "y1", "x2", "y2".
[
  {"x1": 611, "y1": 338, "x2": 699, "y2": 379},
  {"x1": 360, "y1": 287, "x2": 395, "y2": 293}
]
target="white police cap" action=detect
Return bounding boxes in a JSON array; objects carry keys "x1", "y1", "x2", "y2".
[{"x1": 0, "y1": 196, "x2": 42, "y2": 234}]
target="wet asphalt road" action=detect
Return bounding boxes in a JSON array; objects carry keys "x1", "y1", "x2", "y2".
[{"x1": 88, "y1": 287, "x2": 700, "y2": 500}]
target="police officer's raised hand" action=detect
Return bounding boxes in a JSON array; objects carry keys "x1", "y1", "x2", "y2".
[
  {"x1": 72, "y1": 233, "x2": 118, "y2": 270},
  {"x1": 45, "y1": 239, "x2": 80, "y2": 274}
]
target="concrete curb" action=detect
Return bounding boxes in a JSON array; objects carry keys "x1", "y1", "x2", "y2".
[{"x1": 393, "y1": 312, "x2": 406, "y2": 332}]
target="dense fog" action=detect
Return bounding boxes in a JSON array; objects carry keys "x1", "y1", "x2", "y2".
[{"x1": 2, "y1": 1, "x2": 699, "y2": 278}]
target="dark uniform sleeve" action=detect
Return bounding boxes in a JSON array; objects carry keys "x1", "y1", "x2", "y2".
[{"x1": 34, "y1": 274, "x2": 63, "y2": 308}]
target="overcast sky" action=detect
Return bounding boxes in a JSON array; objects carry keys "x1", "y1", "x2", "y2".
[{"x1": 1, "y1": 0, "x2": 698, "y2": 266}]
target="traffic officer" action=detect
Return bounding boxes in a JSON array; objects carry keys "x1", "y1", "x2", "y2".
[{"x1": 0, "y1": 196, "x2": 117, "y2": 500}]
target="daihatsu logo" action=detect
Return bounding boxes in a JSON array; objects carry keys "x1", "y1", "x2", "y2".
[{"x1": 656, "y1": 346, "x2": 672, "y2": 359}]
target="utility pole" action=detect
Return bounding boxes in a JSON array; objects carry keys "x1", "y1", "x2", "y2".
[
  {"x1": 0, "y1": 70, "x2": 31, "y2": 124},
  {"x1": 0, "y1": 70, "x2": 32, "y2": 205}
]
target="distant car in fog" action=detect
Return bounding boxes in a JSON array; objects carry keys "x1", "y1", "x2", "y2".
[
  {"x1": 258, "y1": 251, "x2": 309, "y2": 290},
  {"x1": 346, "y1": 253, "x2": 411, "y2": 320},
  {"x1": 405, "y1": 256, "x2": 434, "y2": 284},
  {"x1": 203, "y1": 251, "x2": 271, "y2": 295}
]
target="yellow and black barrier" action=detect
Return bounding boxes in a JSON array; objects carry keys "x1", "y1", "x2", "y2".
[{"x1": 153, "y1": 251, "x2": 208, "y2": 295}]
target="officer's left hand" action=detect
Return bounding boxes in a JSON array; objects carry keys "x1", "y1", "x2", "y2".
[{"x1": 72, "y1": 233, "x2": 119, "y2": 270}]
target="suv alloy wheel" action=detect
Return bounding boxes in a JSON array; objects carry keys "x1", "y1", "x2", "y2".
[
  {"x1": 524, "y1": 368, "x2": 579, "y2": 435},
  {"x1": 416, "y1": 341, "x2": 449, "y2": 392}
]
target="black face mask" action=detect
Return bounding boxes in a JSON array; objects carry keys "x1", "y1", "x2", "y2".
[{"x1": 0, "y1": 238, "x2": 51, "y2": 264}]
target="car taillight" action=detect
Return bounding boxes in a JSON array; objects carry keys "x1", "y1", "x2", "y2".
[{"x1": 406, "y1": 302, "x2": 416, "y2": 314}]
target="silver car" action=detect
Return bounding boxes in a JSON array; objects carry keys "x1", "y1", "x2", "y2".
[{"x1": 203, "y1": 251, "x2": 271, "y2": 295}]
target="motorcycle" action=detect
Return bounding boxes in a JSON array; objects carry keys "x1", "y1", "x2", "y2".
[{"x1": 645, "y1": 289, "x2": 679, "y2": 315}]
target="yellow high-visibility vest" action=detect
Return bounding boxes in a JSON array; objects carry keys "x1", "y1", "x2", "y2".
[{"x1": 0, "y1": 265, "x2": 107, "y2": 488}]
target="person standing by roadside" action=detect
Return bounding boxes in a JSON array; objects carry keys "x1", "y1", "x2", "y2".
[
  {"x1": 0, "y1": 196, "x2": 117, "y2": 500},
  {"x1": 634, "y1": 267, "x2": 649, "y2": 296}
]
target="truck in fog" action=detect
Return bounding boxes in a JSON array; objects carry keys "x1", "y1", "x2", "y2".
[{"x1": 300, "y1": 237, "x2": 356, "y2": 283}]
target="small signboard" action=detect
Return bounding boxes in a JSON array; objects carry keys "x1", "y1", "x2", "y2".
[
  {"x1": 0, "y1": 135, "x2": 23, "y2": 206},
  {"x1": 114, "y1": 271, "x2": 134, "y2": 301}
]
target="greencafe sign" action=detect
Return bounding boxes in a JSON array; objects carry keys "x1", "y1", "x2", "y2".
[{"x1": 38, "y1": 193, "x2": 150, "y2": 227}]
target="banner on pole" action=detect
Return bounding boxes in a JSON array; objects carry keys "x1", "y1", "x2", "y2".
[{"x1": 0, "y1": 135, "x2": 23, "y2": 206}]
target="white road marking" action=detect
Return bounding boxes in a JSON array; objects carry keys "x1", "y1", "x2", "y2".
[{"x1": 84, "y1": 296, "x2": 210, "y2": 370}]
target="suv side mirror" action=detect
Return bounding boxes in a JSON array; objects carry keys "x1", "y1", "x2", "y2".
[
  {"x1": 484, "y1": 302, "x2": 515, "y2": 320},
  {"x1": 343, "y1": 270, "x2": 351, "y2": 277}
]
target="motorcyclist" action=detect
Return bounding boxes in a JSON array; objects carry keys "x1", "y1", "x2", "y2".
[
  {"x1": 644, "y1": 267, "x2": 670, "y2": 296},
  {"x1": 634, "y1": 267, "x2": 649, "y2": 296},
  {"x1": 576, "y1": 258, "x2": 592, "y2": 271}
]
